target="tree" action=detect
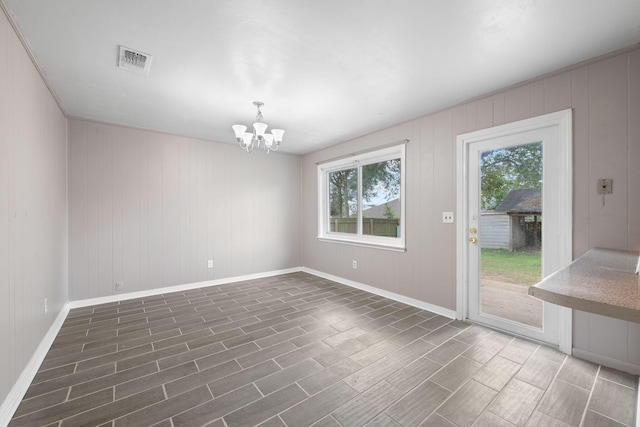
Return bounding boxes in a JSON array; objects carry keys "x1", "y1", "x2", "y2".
[
  {"x1": 383, "y1": 203, "x2": 397, "y2": 220},
  {"x1": 480, "y1": 142, "x2": 542, "y2": 210},
  {"x1": 329, "y1": 168, "x2": 357, "y2": 218},
  {"x1": 362, "y1": 159, "x2": 401, "y2": 204},
  {"x1": 329, "y1": 159, "x2": 401, "y2": 218}
]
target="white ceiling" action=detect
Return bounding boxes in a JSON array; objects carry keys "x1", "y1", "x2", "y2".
[{"x1": 4, "y1": 1, "x2": 640, "y2": 154}]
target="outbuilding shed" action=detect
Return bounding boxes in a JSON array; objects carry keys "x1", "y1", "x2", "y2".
[{"x1": 480, "y1": 188, "x2": 542, "y2": 251}]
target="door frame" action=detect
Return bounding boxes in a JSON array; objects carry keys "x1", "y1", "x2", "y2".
[{"x1": 455, "y1": 109, "x2": 573, "y2": 354}]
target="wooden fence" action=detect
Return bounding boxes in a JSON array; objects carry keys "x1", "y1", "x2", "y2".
[{"x1": 330, "y1": 218, "x2": 400, "y2": 237}]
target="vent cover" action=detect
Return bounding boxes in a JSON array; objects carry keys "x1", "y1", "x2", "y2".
[{"x1": 118, "y1": 46, "x2": 153, "y2": 75}]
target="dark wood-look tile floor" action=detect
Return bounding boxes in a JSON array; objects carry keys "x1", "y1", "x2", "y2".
[{"x1": 9, "y1": 272, "x2": 638, "y2": 427}]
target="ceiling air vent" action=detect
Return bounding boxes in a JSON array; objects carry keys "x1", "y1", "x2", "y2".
[{"x1": 118, "y1": 46, "x2": 153, "y2": 75}]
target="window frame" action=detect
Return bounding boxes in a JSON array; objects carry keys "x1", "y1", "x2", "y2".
[{"x1": 317, "y1": 144, "x2": 406, "y2": 252}]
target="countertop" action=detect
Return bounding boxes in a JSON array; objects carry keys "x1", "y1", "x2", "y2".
[{"x1": 528, "y1": 248, "x2": 640, "y2": 323}]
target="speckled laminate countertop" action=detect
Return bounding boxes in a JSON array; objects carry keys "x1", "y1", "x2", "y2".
[{"x1": 528, "y1": 248, "x2": 640, "y2": 323}]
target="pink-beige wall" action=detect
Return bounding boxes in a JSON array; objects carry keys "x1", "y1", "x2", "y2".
[
  {"x1": 0, "y1": 9, "x2": 68, "y2": 405},
  {"x1": 301, "y1": 47, "x2": 640, "y2": 365},
  {"x1": 68, "y1": 119, "x2": 301, "y2": 300}
]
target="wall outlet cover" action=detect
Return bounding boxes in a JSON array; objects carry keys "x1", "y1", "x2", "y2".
[{"x1": 442, "y1": 212, "x2": 454, "y2": 223}]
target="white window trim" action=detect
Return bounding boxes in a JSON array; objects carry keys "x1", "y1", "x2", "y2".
[{"x1": 317, "y1": 144, "x2": 406, "y2": 252}]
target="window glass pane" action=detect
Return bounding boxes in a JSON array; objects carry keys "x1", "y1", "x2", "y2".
[
  {"x1": 361, "y1": 158, "x2": 401, "y2": 237},
  {"x1": 318, "y1": 144, "x2": 405, "y2": 250},
  {"x1": 328, "y1": 168, "x2": 358, "y2": 234}
]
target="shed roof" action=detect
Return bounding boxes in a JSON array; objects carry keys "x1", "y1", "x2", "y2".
[{"x1": 495, "y1": 188, "x2": 541, "y2": 213}]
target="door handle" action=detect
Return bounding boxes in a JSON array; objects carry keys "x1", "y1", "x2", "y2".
[{"x1": 469, "y1": 237, "x2": 478, "y2": 244}]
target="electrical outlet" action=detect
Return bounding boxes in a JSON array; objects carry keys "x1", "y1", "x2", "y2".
[
  {"x1": 114, "y1": 281, "x2": 123, "y2": 292},
  {"x1": 44, "y1": 298, "x2": 48, "y2": 315},
  {"x1": 442, "y1": 212, "x2": 454, "y2": 223},
  {"x1": 207, "y1": 260, "x2": 214, "y2": 269},
  {"x1": 352, "y1": 260, "x2": 357, "y2": 269}
]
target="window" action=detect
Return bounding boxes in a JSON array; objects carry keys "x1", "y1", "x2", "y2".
[{"x1": 317, "y1": 144, "x2": 406, "y2": 251}]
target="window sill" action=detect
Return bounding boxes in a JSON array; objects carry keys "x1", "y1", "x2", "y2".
[{"x1": 317, "y1": 236, "x2": 406, "y2": 253}]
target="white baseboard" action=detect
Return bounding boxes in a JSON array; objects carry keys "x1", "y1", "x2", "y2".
[
  {"x1": 70, "y1": 266, "x2": 455, "y2": 319},
  {"x1": 301, "y1": 267, "x2": 457, "y2": 319},
  {"x1": 0, "y1": 304, "x2": 70, "y2": 425},
  {"x1": 572, "y1": 348, "x2": 640, "y2": 376},
  {"x1": 68, "y1": 267, "x2": 302, "y2": 308}
]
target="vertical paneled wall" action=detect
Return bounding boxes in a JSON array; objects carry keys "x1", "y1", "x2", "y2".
[
  {"x1": 301, "y1": 47, "x2": 640, "y2": 366},
  {"x1": 68, "y1": 119, "x2": 301, "y2": 300},
  {"x1": 0, "y1": 10, "x2": 68, "y2": 404}
]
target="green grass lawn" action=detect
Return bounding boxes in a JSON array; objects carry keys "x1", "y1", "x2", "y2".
[{"x1": 481, "y1": 248, "x2": 541, "y2": 285}]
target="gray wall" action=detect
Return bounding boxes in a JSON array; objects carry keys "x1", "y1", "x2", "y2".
[
  {"x1": 301, "y1": 47, "x2": 640, "y2": 364},
  {"x1": 0, "y1": 10, "x2": 68, "y2": 404},
  {"x1": 68, "y1": 119, "x2": 301, "y2": 300}
]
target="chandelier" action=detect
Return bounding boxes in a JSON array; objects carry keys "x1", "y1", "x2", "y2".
[{"x1": 232, "y1": 101, "x2": 284, "y2": 153}]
